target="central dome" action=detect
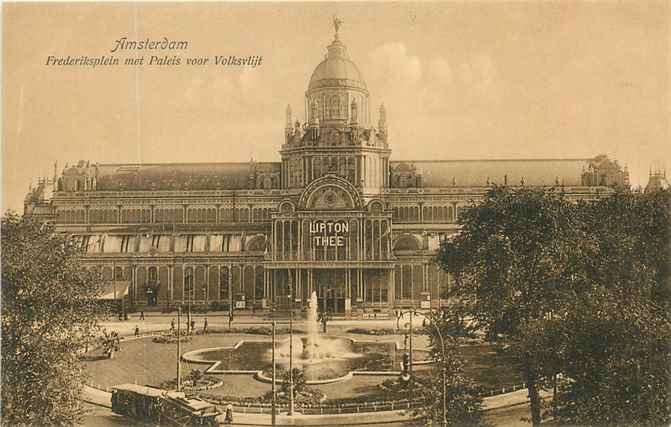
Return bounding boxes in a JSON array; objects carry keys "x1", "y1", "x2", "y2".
[{"x1": 308, "y1": 39, "x2": 367, "y2": 92}]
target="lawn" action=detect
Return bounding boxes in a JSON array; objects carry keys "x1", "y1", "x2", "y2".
[{"x1": 83, "y1": 332, "x2": 520, "y2": 401}]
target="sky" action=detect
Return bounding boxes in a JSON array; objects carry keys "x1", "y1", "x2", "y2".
[{"x1": 3, "y1": 1, "x2": 670, "y2": 213}]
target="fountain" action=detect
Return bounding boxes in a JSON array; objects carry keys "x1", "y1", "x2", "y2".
[{"x1": 181, "y1": 290, "x2": 433, "y2": 383}]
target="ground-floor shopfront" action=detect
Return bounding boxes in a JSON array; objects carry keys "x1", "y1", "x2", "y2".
[{"x1": 92, "y1": 258, "x2": 451, "y2": 313}]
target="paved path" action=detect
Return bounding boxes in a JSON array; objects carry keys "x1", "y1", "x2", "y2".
[
  {"x1": 81, "y1": 386, "x2": 420, "y2": 426},
  {"x1": 81, "y1": 382, "x2": 545, "y2": 426}
]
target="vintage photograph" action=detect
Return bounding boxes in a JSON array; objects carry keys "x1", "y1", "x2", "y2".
[{"x1": 2, "y1": 2, "x2": 670, "y2": 426}]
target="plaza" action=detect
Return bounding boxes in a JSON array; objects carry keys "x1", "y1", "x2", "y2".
[{"x1": 82, "y1": 312, "x2": 529, "y2": 426}]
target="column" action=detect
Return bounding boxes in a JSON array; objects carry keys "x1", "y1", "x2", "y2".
[
  {"x1": 240, "y1": 264, "x2": 245, "y2": 299},
  {"x1": 388, "y1": 269, "x2": 395, "y2": 306},
  {"x1": 400, "y1": 265, "x2": 404, "y2": 301},
  {"x1": 411, "y1": 265, "x2": 415, "y2": 307},
  {"x1": 181, "y1": 264, "x2": 186, "y2": 300},
  {"x1": 298, "y1": 220, "x2": 302, "y2": 260},
  {"x1": 205, "y1": 264, "x2": 210, "y2": 302},
  {"x1": 423, "y1": 264, "x2": 429, "y2": 293},
  {"x1": 358, "y1": 269, "x2": 363, "y2": 302},
  {"x1": 308, "y1": 269, "x2": 313, "y2": 296},
  {"x1": 281, "y1": 220, "x2": 285, "y2": 261},
  {"x1": 362, "y1": 218, "x2": 366, "y2": 261},
  {"x1": 228, "y1": 264, "x2": 233, "y2": 308},
  {"x1": 169, "y1": 265, "x2": 173, "y2": 302},
  {"x1": 218, "y1": 265, "x2": 222, "y2": 302},
  {"x1": 378, "y1": 220, "x2": 382, "y2": 261},
  {"x1": 134, "y1": 265, "x2": 139, "y2": 301}
]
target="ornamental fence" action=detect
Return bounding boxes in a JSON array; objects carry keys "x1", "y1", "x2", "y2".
[
  {"x1": 88, "y1": 380, "x2": 536, "y2": 414},
  {"x1": 200, "y1": 398, "x2": 427, "y2": 415}
]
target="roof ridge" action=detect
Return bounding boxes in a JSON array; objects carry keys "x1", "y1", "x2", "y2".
[
  {"x1": 390, "y1": 158, "x2": 593, "y2": 163},
  {"x1": 98, "y1": 162, "x2": 281, "y2": 167}
]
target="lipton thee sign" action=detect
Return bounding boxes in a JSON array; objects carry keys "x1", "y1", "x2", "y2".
[{"x1": 310, "y1": 220, "x2": 348, "y2": 247}]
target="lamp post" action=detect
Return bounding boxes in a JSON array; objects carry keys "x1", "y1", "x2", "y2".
[
  {"x1": 177, "y1": 305, "x2": 182, "y2": 392},
  {"x1": 186, "y1": 272, "x2": 192, "y2": 332},
  {"x1": 288, "y1": 270, "x2": 295, "y2": 416},
  {"x1": 272, "y1": 320, "x2": 277, "y2": 426},
  {"x1": 397, "y1": 308, "x2": 449, "y2": 427},
  {"x1": 228, "y1": 274, "x2": 233, "y2": 329}
]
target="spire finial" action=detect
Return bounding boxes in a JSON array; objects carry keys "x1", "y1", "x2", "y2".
[
  {"x1": 378, "y1": 103, "x2": 387, "y2": 129},
  {"x1": 285, "y1": 104, "x2": 292, "y2": 129},
  {"x1": 333, "y1": 15, "x2": 343, "y2": 40}
]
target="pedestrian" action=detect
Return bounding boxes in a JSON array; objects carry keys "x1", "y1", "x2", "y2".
[
  {"x1": 224, "y1": 404, "x2": 233, "y2": 424},
  {"x1": 134, "y1": 325, "x2": 140, "y2": 337},
  {"x1": 139, "y1": 311, "x2": 145, "y2": 320},
  {"x1": 203, "y1": 317, "x2": 208, "y2": 334},
  {"x1": 170, "y1": 318, "x2": 175, "y2": 332},
  {"x1": 191, "y1": 319, "x2": 196, "y2": 334}
]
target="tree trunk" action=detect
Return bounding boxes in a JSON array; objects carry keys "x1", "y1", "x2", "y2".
[{"x1": 522, "y1": 353, "x2": 542, "y2": 426}]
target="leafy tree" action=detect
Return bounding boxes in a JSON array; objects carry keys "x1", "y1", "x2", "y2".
[
  {"x1": 439, "y1": 187, "x2": 671, "y2": 425},
  {"x1": 279, "y1": 368, "x2": 306, "y2": 398},
  {"x1": 438, "y1": 186, "x2": 582, "y2": 425},
  {"x1": 554, "y1": 291, "x2": 671, "y2": 426},
  {"x1": 99, "y1": 329, "x2": 120, "y2": 359},
  {"x1": 549, "y1": 189, "x2": 671, "y2": 425},
  {"x1": 1, "y1": 213, "x2": 106, "y2": 425},
  {"x1": 577, "y1": 189, "x2": 671, "y2": 306}
]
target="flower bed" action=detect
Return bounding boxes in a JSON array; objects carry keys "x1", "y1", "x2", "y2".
[
  {"x1": 159, "y1": 370, "x2": 222, "y2": 391},
  {"x1": 152, "y1": 333, "x2": 193, "y2": 344},
  {"x1": 346, "y1": 328, "x2": 398, "y2": 336}
]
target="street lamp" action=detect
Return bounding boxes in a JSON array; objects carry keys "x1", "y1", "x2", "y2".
[
  {"x1": 287, "y1": 270, "x2": 295, "y2": 416},
  {"x1": 176, "y1": 305, "x2": 182, "y2": 392},
  {"x1": 397, "y1": 308, "x2": 449, "y2": 427},
  {"x1": 185, "y1": 270, "x2": 193, "y2": 331},
  {"x1": 271, "y1": 321, "x2": 277, "y2": 426}
]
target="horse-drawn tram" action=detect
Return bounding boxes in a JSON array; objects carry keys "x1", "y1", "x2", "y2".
[{"x1": 111, "y1": 384, "x2": 220, "y2": 426}]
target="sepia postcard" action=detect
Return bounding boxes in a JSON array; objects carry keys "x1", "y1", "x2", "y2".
[{"x1": 3, "y1": 2, "x2": 670, "y2": 426}]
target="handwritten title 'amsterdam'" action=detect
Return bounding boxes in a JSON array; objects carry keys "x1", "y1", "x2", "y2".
[{"x1": 110, "y1": 37, "x2": 189, "y2": 53}]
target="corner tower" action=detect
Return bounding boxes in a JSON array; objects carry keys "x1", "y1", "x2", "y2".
[{"x1": 280, "y1": 18, "x2": 391, "y2": 196}]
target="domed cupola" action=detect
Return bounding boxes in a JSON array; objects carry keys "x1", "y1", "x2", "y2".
[
  {"x1": 308, "y1": 40, "x2": 367, "y2": 93},
  {"x1": 306, "y1": 18, "x2": 370, "y2": 128}
]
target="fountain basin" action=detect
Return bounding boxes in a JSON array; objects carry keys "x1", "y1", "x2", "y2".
[{"x1": 182, "y1": 337, "x2": 432, "y2": 383}]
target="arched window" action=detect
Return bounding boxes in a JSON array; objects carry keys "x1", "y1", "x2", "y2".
[
  {"x1": 330, "y1": 95, "x2": 340, "y2": 119},
  {"x1": 148, "y1": 266, "x2": 158, "y2": 282}
]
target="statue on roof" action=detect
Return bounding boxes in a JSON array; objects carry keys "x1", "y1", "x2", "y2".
[{"x1": 333, "y1": 16, "x2": 343, "y2": 39}]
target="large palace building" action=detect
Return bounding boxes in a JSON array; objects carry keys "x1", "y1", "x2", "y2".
[{"x1": 24, "y1": 26, "x2": 629, "y2": 314}]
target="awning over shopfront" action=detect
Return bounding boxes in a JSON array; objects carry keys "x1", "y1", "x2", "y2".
[{"x1": 98, "y1": 281, "x2": 130, "y2": 300}]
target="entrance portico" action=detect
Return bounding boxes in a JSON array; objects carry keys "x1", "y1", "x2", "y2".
[{"x1": 266, "y1": 264, "x2": 395, "y2": 313}]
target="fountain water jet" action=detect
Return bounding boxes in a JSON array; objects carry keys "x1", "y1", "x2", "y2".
[{"x1": 301, "y1": 291, "x2": 320, "y2": 360}]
